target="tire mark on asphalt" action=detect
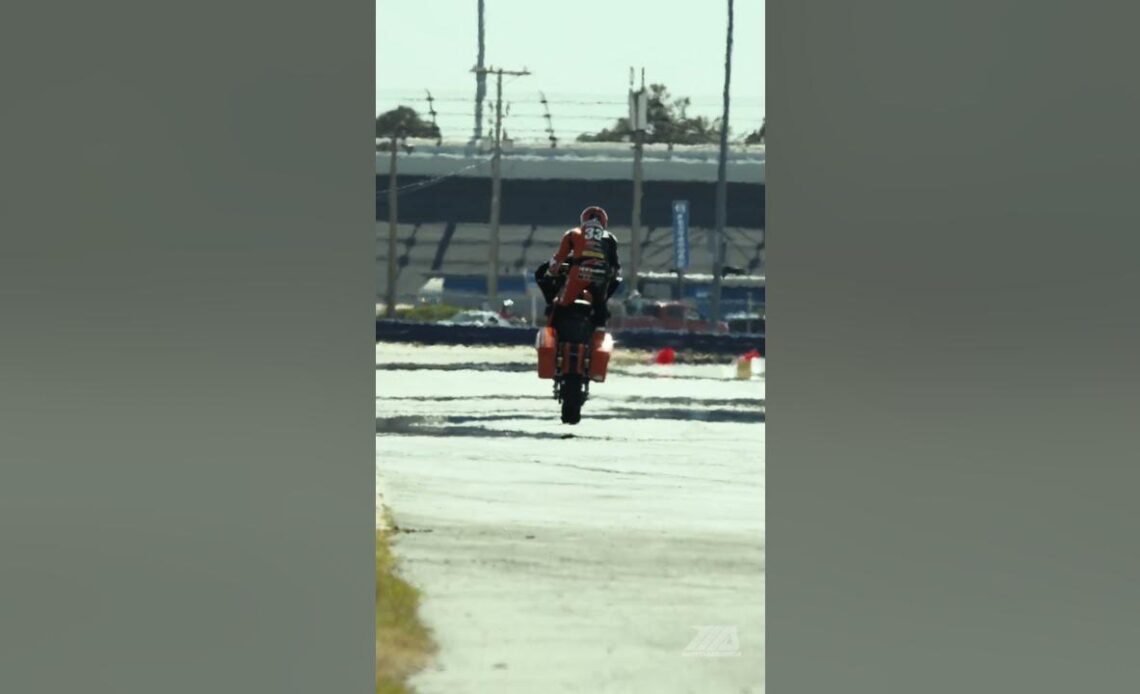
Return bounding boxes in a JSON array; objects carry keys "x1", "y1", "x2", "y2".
[
  {"x1": 378, "y1": 362, "x2": 756, "y2": 382},
  {"x1": 375, "y1": 417, "x2": 618, "y2": 440}
]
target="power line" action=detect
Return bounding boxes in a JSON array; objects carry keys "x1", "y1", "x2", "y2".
[
  {"x1": 374, "y1": 158, "x2": 491, "y2": 197},
  {"x1": 378, "y1": 91, "x2": 763, "y2": 106},
  {"x1": 379, "y1": 88, "x2": 764, "y2": 101},
  {"x1": 378, "y1": 91, "x2": 622, "y2": 103},
  {"x1": 379, "y1": 98, "x2": 765, "y2": 111},
  {"x1": 424, "y1": 111, "x2": 623, "y2": 121}
]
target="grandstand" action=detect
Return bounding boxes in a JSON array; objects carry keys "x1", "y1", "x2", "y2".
[{"x1": 376, "y1": 139, "x2": 765, "y2": 307}]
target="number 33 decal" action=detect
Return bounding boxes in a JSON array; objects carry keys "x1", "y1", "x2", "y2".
[{"x1": 583, "y1": 227, "x2": 604, "y2": 241}]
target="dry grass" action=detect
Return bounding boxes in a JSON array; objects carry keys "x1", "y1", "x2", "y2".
[{"x1": 377, "y1": 524, "x2": 436, "y2": 694}]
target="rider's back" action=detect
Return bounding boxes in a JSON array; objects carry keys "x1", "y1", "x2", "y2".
[{"x1": 556, "y1": 226, "x2": 617, "y2": 273}]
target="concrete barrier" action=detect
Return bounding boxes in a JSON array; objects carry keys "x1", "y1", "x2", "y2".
[{"x1": 376, "y1": 319, "x2": 764, "y2": 356}]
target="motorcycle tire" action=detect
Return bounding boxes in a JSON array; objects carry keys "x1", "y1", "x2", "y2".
[{"x1": 560, "y1": 374, "x2": 584, "y2": 425}]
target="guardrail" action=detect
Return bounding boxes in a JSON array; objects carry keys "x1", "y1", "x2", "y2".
[{"x1": 376, "y1": 319, "x2": 764, "y2": 356}]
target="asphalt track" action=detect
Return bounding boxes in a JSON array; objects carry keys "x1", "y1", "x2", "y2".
[{"x1": 376, "y1": 343, "x2": 765, "y2": 694}]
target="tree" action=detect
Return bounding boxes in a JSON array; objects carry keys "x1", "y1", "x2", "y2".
[
  {"x1": 376, "y1": 106, "x2": 440, "y2": 139},
  {"x1": 743, "y1": 118, "x2": 765, "y2": 145},
  {"x1": 577, "y1": 84, "x2": 726, "y2": 145}
]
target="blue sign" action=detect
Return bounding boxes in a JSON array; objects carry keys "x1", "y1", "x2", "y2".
[{"x1": 672, "y1": 200, "x2": 690, "y2": 270}]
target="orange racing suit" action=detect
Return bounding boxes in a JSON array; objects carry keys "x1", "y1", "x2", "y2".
[{"x1": 547, "y1": 224, "x2": 620, "y2": 323}]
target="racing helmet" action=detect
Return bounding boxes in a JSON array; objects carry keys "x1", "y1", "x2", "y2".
[{"x1": 579, "y1": 206, "x2": 609, "y2": 229}]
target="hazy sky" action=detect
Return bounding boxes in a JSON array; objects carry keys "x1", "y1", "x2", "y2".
[{"x1": 376, "y1": 0, "x2": 764, "y2": 141}]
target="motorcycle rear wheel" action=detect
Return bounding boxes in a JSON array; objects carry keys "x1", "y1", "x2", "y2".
[{"x1": 560, "y1": 374, "x2": 583, "y2": 425}]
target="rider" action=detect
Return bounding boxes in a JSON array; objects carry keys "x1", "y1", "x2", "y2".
[{"x1": 537, "y1": 206, "x2": 621, "y2": 329}]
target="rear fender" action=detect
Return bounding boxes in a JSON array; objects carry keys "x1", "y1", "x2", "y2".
[
  {"x1": 588, "y1": 330, "x2": 613, "y2": 382},
  {"x1": 536, "y1": 327, "x2": 557, "y2": 379},
  {"x1": 557, "y1": 341, "x2": 590, "y2": 378}
]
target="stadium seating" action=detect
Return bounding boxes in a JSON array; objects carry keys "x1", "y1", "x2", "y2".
[{"x1": 376, "y1": 220, "x2": 764, "y2": 303}]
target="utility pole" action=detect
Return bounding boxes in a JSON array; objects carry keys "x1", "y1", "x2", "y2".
[
  {"x1": 629, "y1": 68, "x2": 647, "y2": 295},
  {"x1": 385, "y1": 133, "x2": 399, "y2": 318},
  {"x1": 539, "y1": 91, "x2": 558, "y2": 148},
  {"x1": 472, "y1": 0, "x2": 487, "y2": 143},
  {"x1": 471, "y1": 65, "x2": 530, "y2": 306},
  {"x1": 710, "y1": 0, "x2": 734, "y2": 325}
]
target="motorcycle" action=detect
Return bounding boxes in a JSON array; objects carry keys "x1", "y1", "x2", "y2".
[{"x1": 534, "y1": 263, "x2": 619, "y2": 425}]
